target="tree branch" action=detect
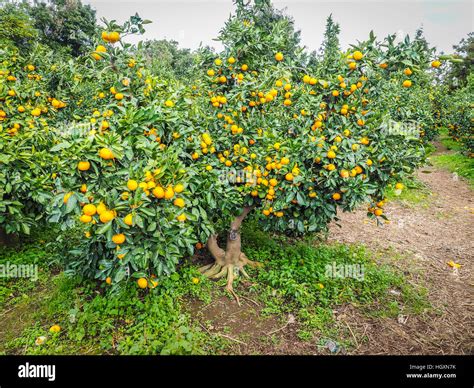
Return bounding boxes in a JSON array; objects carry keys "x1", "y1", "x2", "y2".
[
  {"x1": 206, "y1": 233, "x2": 225, "y2": 262},
  {"x1": 230, "y1": 206, "x2": 253, "y2": 231}
]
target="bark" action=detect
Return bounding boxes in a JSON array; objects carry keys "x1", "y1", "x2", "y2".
[{"x1": 200, "y1": 206, "x2": 262, "y2": 304}]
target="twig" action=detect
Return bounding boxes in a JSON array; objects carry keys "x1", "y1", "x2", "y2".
[
  {"x1": 199, "y1": 323, "x2": 247, "y2": 346},
  {"x1": 240, "y1": 295, "x2": 260, "y2": 307},
  {"x1": 266, "y1": 323, "x2": 289, "y2": 336},
  {"x1": 215, "y1": 333, "x2": 247, "y2": 346},
  {"x1": 344, "y1": 321, "x2": 359, "y2": 348}
]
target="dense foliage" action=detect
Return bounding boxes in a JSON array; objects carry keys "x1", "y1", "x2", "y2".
[{"x1": 0, "y1": 0, "x2": 470, "y2": 290}]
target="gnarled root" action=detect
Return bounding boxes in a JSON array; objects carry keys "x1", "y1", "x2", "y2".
[{"x1": 200, "y1": 207, "x2": 263, "y2": 305}]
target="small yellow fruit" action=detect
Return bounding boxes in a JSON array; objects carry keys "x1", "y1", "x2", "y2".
[
  {"x1": 164, "y1": 187, "x2": 174, "y2": 200},
  {"x1": 275, "y1": 52, "x2": 284, "y2": 61},
  {"x1": 49, "y1": 325, "x2": 61, "y2": 333},
  {"x1": 137, "y1": 278, "x2": 148, "y2": 289},
  {"x1": 99, "y1": 210, "x2": 115, "y2": 223},
  {"x1": 173, "y1": 198, "x2": 185, "y2": 208},
  {"x1": 353, "y1": 51, "x2": 363, "y2": 60},
  {"x1": 78, "y1": 161, "x2": 90, "y2": 171},
  {"x1": 112, "y1": 233, "x2": 126, "y2": 244},
  {"x1": 80, "y1": 214, "x2": 92, "y2": 223},
  {"x1": 83, "y1": 204, "x2": 97, "y2": 216},
  {"x1": 124, "y1": 214, "x2": 133, "y2": 226},
  {"x1": 99, "y1": 148, "x2": 114, "y2": 160},
  {"x1": 174, "y1": 183, "x2": 185, "y2": 193},
  {"x1": 127, "y1": 180, "x2": 138, "y2": 191}
]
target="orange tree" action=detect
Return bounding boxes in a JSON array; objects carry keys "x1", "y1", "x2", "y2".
[
  {"x1": 441, "y1": 74, "x2": 474, "y2": 156},
  {"x1": 46, "y1": 2, "x2": 437, "y2": 302},
  {"x1": 175, "y1": 1, "x2": 434, "y2": 301},
  {"x1": 0, "y1": 43, "x2": 71, "y2": 238}
]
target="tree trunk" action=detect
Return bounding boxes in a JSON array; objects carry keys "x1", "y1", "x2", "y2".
[{"x1": 200, "y1": 206, "x2": 262, "y2": 304}]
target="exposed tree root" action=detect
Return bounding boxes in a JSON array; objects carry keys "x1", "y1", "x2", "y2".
[{"x1": 199, "y1": 207, "x2": 264, "y2": 305}]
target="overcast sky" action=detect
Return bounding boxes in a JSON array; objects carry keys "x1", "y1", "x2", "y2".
[{"x1": 83, "y1": 0, "x2": 473, "y2": 54}]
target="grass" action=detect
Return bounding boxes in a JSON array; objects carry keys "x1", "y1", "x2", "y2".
[
  {"x1": 0, "y1": 222, "x2": 431, "y2": 354},
  {"x1": 385, "y1": 176, "x2": 432, "y2": 207},
  {"x1": 430, "y1": 153, "x2": 474, "y2": 188},
  {"x1": 241, "y1": 222, "x2": 430, "y2": 344},
  {"x1": 0, "y1": 227, "x2": 222, "y2": 355},
  {"x1": 427, "y1": 128, "x2": 474, "y2": 188}
]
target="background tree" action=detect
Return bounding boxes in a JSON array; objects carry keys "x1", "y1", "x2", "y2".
[{"x1": 26, "y1": 0, "x2": 98, "y2": 56}]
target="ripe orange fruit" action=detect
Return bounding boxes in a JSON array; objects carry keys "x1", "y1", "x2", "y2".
[
  {"x1": 353, "y1": 51, "x2": 363, "y2": 60},
  {"x1": 374, "y1": 208, "x2": 383, "y2": 216},
  {"x1": 327, "y1": 150, "x2": 336, "y2": 159},
  {"x1": 340, "y1": 170, "x2": 349, "y2": 178},
  {"x1": 174, "y1": 183, "x2": 185, "y2": 193},
  {"x1": 49, "y1": 325, "x2": 61, "y2": 333},
  {"x1": 112, "y1": 234, "x2": 126, "y2": 244},
  {"x1": 164, "y1": 187, "x2": 174, "y2": 200},
  {"x1": 106, "y1": 277, "x2": 112, "y2": 284},
  {"x1": 78, "y1": 161, "x2": 90, "y2": 171},
  {"x1": 152, "y1": 186, "x2": 165, "y2": 199},
  {"x1": 137, "y1": 278, "x2": 148, "y2": 289},
  {"x1": 285, "y1": 173, "x2": 294, "y2": 181},
  {"x1": 108, "y1": 31, "x2": 120, "y2": 43},
  {"x1": 80, "y1": 184, "x2": 87, "y2": 193},
  {"x1": 176, "y1": 214, "x2": 187, "y2": 222},
  {"x1": 124, "y1": 214, "x2": 133, "y2": 226},
  {"x1": 402, "y1": 80, "x2": 412, "y2": 88},
  {"x1": 349, "y1": 62, "x2": 357, "y2": 70},
  {"x1": 83, "y1": 204, "x2": 97, "y2": 216},
  {"x1": 99, "y1": 210, "x2": 114, "y2": 223},
  {"x1": 96, "y1": 45, "x2": 107, "y2": 53},
  {"x1": 31, "y1": 108, "x2": 41, "y2": 117},
  {"x1": 332, "y1": 193, "x2": 341, "y2": 200},
  {"x1": 275, "y1": 52, "x2": 284, "y2": 61},
  {"x1": 80, "y1": 214, "x2": 92, "y2": 223},
  {"x1": 332, "y1": 90, "x2": 339, "y2": 97},
  {"x1": 99, "y1": 148, "x2": 114, "y2": 160},
  {"x1": 115, "y1": 93, "x2": 124, "y2": 100},
  {"x1": 173, "y1": 198, "x2": 185, "y2": 208},
  {"x1": 404, "y1": 68, "x2": 412, "y2": 76},
  {"x1": 96, "y1": 202, "x2": 106, "y2": 215},
  {"x1": 431, "y1": 60, "x2": 441, "y2": 68},
  {"x1": 127, "y1": 180, "x2": 138, "y2": 191},
  {"x1": 283, "y1": 99, "x2": 292, "y2": 106},
  {"x1": 63, "y1": 192, "x2": 73, "y2": 204}
]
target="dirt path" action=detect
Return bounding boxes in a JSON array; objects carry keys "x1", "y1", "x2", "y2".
[{"x1": 327, "y1": 143, "x2": 473, "y2": 354}]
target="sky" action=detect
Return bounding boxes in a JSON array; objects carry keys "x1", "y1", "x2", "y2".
[{"x1": 83, "y1": 0, "x2": 473, "y2": 54}]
